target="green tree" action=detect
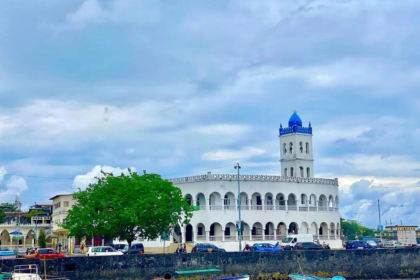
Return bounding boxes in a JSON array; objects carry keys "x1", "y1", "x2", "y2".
[
  {"x1": 63, "y1": 171, "x2": 193, "y2": 253},
  {"x1": 342, "y1": 219, "x2": 375, "y2": 240},
  {"x1": 0, "y1": 209, "x2": 5, "y2": 224},
  {"x1": 0, "y1": 202, "x2": 18, "y2": 212},
  {"x1": 38, "y1": 230, "x2": 47, "y2": 248}
]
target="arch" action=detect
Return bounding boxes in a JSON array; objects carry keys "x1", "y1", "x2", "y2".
[
  {"x1": 306, "y1": 167, "x2": 310, "y2": 178},
  {"x1": 277, "y1": 222, "x2": 287, "y2": 238},
  {"x1": 311, "y1": 222, "x2": 318, "y2": 237},
  {"x1": 224, "y1": 192, "x2": 235, "y2": 206},
  {"x1": 265, "y1": 192, "x2": 274, "y2": 209},
  {"x1": 336, "y1": 222, "x2": 341, "y2": 238},
  {"x1": 299, "y1": 166, "x2": 304, "y2": 177},
  {"x1": 319, "y1": 222, "x2": 328, "y2": 238},
  {"x1": 328, "y1": 195, "x2": 334, "y2": 207},
  {"x1": 196, "y1": 193, "x2": 206, "y2": 208},
  {"x1": 288, "y1": 222, "x2": 298, "y2": 234},
  {"x1": 283, "y1": 143, "x2": 287, "y2": 155},
  {"x1": 284, "y1": 168, "x2": 288, "y2": 176},
  {"x1": 299, "y1": 141, "x2": 303, "y2": 153},
  {"x1": 209, "y1": 192, "x2": 222, "y2": 210},
  {"x1": 275, "y1": 193, "x2": 286, "y2": 210},
  {"x1": 242, "y1": 222, "x2": 250, "y2": 240},
  {"x1": 290, "y1": 167, "x2": 294, "y2": 177},
  {"x1": 287, "y1": 193, "x2": 297, "y2": 206},
  {"x1": 225, "y1": 222, "x2": 236, "y2": 241},
  {"x1": 330, "y1": 222, "x2": 335, "y2": 237},
  {"x1": 239, "y1": 192, "x2": 248, "y2": 206},
  {"x1": 251, "y1": 192, "x2": 262, "y2": 210},
  {"x1": 185, "y1": 224, "x2": 193, "y2": 242},
  {"x1": 289, "y1": 142, "x2": 293, "y2": 153},
  {"x1": 300, "y1": 194, "x2": 308, "y2": 205},
  {"x1": 309, "y1": 194, "x2": 317, "y2": 206},
  {"x1": 265, "y1": 222, "x2": 275, "y2": 239},
  {"x1": 300, "y1": 222, "x2": 309, "y2": 234},
  {"x1": 318, "y1": 195, "x2": 327, "y2": 207},
  {"x1": 306, "y1": 142, "x2": 309, "y2": 154},
  {"x1": 184, "y1": 194, "x2": 193, "y2": 206},
  {"x1": 196, "y1": 223, "x2": 206, "y2": 241},
  {"x1": 252, "y1": 222, "x2": 263, "y2": 240},
  {"x1": 0, "y1": 230, "x2": 11, "y2": 246},
  {"x1": 335, "y1": 195, "x2": 339, "y2": 208},
  {"x1": 210, "y1": 222, "x2": 223, "y2": 241}
]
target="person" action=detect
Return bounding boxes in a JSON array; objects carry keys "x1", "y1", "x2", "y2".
[
  {"x1": 183, "y1": 243, "x2": 186, "y2": 253},
  {"x1": 81, "y1": 244, "x2": 85, "y2": 253},
  {"x1": 243, "y1": 243, "x2": 251, "y2": 251},
  {"x1": 325, "y1": 243, "x2": 330, "y2": 250}
]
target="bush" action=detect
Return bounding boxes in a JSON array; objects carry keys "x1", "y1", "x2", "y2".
[{"x1": 38, "y1": 230, "x2": 47, "y2": 248}]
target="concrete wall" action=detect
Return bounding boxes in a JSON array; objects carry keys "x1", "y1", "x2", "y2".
[{"x1": 1, "y1": 248, "x2": 419, "y2": 280}]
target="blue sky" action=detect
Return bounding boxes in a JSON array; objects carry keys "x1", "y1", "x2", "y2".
[{"x1": 0, "y1": 0, "x2": 419, "y2": 228}]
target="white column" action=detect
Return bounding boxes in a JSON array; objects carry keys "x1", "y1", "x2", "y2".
[
  {"x1": 286, "y1": 201, "x2": 289, "y2": 211},
  {"x1": 249, "y1": 228, "x2": 253, "y2": 241},
  {"x1": 205, "y1": 231, "x2": 210, "y2": 242},
  {"x1": 327, "y1": 228, "x2": 330, "y2": 240},
  {"x1": 261, "y1": 199, "x2": 265, "y2": 211}
]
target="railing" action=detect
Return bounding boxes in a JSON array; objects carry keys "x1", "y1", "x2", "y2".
[
  {"x1": 328, "y1": 207, "x2": 334, "y2": 212},
  {"x1": 242, "y1": 236, "x2": 250, "y2": 241},
  {"x1": 209, "y1": 205, "x2": 222, "y2": 211},
  {"x1": 224, "y1": 236, "x2": 236, "y2": 241},
  {"x1": 276, "y1": 235, "x2": 286, "y2": 240},
  {"x1": 251, "y1": 205, "x2": 263, "y2": 210},
  {"x1": 252, "y1": 235, "x2": 263, "y2": 241},
  {"x1": 288, "y1": 205, "x2": 297, "y2": 211},
  {"x1": 299, "y1": 206, "x2": 308, "y2": 211},
  {"x1": 319, "y1": 236, "x2": 328, "y2": 240},
  {"x1": 276, "y1": 205, "x2": 286, "y2": 210},
  {"x1": 309, "y1": 206, "x2": 317, "y2": 211},
  {"x1": 224, "y1": 205, "x2": 236, "y2": 211},
  {"x1": 191, "y1": 204, "x2": 339, "y2": 213},
  {"x1": 265, "y1": 205, "x2": 274, "y2": 210},
  {"x1": 196, "y1": 235, "x2": 206, "y2": 241},
  {"x1": 265, "y1": 235, "x2": 275, "y2": 240},
  {"x1": 318, "y1": 206, "x2": 328, "y2": 211},
  {"x1": 239, "y1": 205, "x2": 249, "y2": 210},
  {"x1": 209, "y1": 236, "x2": 222, "y2": 241},
  {"x1": 198, "y1": 205, "x2": 206, "y2": 210}
]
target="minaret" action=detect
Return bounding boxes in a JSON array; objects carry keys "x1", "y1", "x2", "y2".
[
  {"x1": 15, "y1": 192, "x2": 22, "y2": 211},
  {"x1": 279, "y1": 111, "x2": 314, "y2": 178}
]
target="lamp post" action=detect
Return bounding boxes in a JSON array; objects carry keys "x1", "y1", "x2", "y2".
[
  {"x1": 34, "y1": 202, "x2": 39, "y2": 246},
  {"x1": 234, "y1": 163, "x2": 242, "y2": 252}
]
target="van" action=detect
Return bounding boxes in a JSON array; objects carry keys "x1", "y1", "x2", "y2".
[
  {"x1": 123, "y1": 243, "x2": 145, "y2": 254},
  {"x1": 382, "y1": 241, "x2": 404, "y2": 248},
  {"x1": 86, "y1": 246, "x2": 124, "y2": 257},
  {"x1": 281, "y1": 234, "x2": 313, "y2": 248},
  {"x1": 362, "y1": 237, "x2": 382, "y2": 247}
]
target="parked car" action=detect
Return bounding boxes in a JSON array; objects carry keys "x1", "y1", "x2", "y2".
[
  {"x1": 73, "y1": 248, "x2": 83, "y2": 254},
  {"x1": 345, "y1": 241, "x2": 374, "y2": 250},
  {"x1": 86, "y1": 246, "x2": 124, "y2": 257},
  {"x1": 251, "y1": 243, "x2": 282, "y2": 252},
  {"x1": 382, "y1": 241, "x2": 404, "y2": 248},
  {"x1": 365, "y1": 240, "x2": 378, "y2": 248},
  {"x1": 191, "y1": 243, "x2": 226, "y2": 253},
  {"x1": 112, "y1": 244, "x2": 126, "y2": 251},
  {"x1": 122, "y1": 243, "x2": 145, "y2": 255},
  {"x1": 37, "y1": 248, "x2": 66, "y2": 259},
  {"x1": 293, "y1": 242, "x2": 324, "y2": 250}
]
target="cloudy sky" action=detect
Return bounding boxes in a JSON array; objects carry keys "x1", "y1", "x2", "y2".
[{"x1": 0, "y1": 0, "x2": 419, "y2": 228}]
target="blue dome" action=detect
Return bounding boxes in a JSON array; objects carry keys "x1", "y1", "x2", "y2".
[{"x1": 288, "y1": 112, "x2": 302, "y2": 127}]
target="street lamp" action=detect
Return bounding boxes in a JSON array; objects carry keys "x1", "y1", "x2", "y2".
[{"x1": 234, "y1": 163, "x2": 242, "y2": 252}]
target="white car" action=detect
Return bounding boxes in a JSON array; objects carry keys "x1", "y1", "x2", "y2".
[{"x1": 86, "y1": 246, "x2": 124, "y2": 257}]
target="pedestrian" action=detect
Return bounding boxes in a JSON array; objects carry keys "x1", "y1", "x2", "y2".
[
  {"x1": 81, "y1": 244, "x2": 84, "y2": 253},
  {"x1": 183, "y1": 243, "x2": 186, "y2": 253}
]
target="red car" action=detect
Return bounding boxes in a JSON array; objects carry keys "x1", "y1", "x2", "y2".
[{"x1": 37, "y1": 248, "x2": 66, "y2": 259}]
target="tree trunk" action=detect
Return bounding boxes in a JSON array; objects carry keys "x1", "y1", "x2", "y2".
[{"x1": 127, "y1": 239, "x2": 133, "y2": 255}]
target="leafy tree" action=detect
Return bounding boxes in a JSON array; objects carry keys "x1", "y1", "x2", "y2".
[
  {"x1": 342, "y1": 219, "x2": 375, "y2": 240},
  {"x1": 0, "y1": 202, "x2": 18, "y2": 212},
  {"x1": 38, "y1": 230, "x2": 47, "y2": 248},
  {"x1": 24, "y1": 209, "x2": 46, "y2": 218},
  {"x1": 63, "y1": 171, "x2": 193, "y2": 253},
  {"x1": 0, "y1": 209, "x2": 5, "y2": 224}
]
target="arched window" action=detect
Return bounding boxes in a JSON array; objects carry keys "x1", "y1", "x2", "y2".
[
  {"x1": 306, "y1": 167, "x2": 310, "y2": 177},
  {"x1": 299, "y1": 166, "x2": 304, "y2": 177},
  {"x1": 290, "y1": 167, "x2": 294, "y2": 177},
  {"x1": 289, "y1": 142, "x2": 293, "y2": 153},
  {"x1": 224, "y1": 195, "x2": 229, "y2": 205},
  {"x1": 306, "y1": 142, "x2": 309, "y2": 154},
  {"x1": 284, "y1": 168, "x2": 288, "y2": 176},
  {"x1": 299, "y1": 142, "x2": 303, "y2": 153},
  {"x1": 283, "y1": 143, "x2": 287, "y2": 155}
]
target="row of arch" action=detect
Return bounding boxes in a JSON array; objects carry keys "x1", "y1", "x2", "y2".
[
  {"x1": 186, "y1": 192, "x2": 339, "y2": 207},
  {"x1": 0, "y1": 229, "x2": 51, "y2": 246},
  {"x1": 283, "y1": 142, "x2": 310, "y2": 155},
  {"x1": 284, "y1": 167, "x2": 310, "y2": 177},
  {"x1": 177, "y1": 221, "x2": 340, "y2": 242}
]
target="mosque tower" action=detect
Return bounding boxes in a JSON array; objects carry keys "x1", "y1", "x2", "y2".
[
  {"x1": 15, "y1": 192, "x2": 22, "y2": 211},
  {"x1": 279, "y1": 111, "x2": 314, "y2": 178}
]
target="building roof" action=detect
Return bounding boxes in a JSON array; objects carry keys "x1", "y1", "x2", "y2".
[
  {"x1": 49, "y1": 194, "x2": 73, "y2": 200},
  {"x1": 288, "y1": 111, "x2": 302, "y2": 127}
]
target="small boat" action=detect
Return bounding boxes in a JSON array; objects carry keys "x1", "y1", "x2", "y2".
[
  {"x1": 0, "y1": 264, "x2": 70, "y2": 280},
  {"x1": 0, "y1": 248, "x2": 15, "y2": 257},
  {"x1": 22, "y1": 252, "x2": 38, "y2": 259},
  {"x1": 289, "y1": 274, "x2": 346, "y2": 280},
  {"x1": 215, "y1": 276, "x2": 249, "y2": 280}
]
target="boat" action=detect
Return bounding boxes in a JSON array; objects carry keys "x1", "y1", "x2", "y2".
[
  {"x1": 22, "y1": 252, "x2": 38, "y2": 259},
  {"x1": 0, "y1": 264, "x2": 70, "y2": 280},
  {"x1": 214, "y1": 276, "x2": 249, "y2": 280},
  {"x1": 0, "y1": 248, "x2": 15, "y2": 257},
  {"x1": 289, "y1": 274, "x2": 346, "y2": 280},
  {"x1": 175, "y1": 269, "x2": 249, "y2": 280}
]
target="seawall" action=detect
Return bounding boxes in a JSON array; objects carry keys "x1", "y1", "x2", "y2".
[{"x1": 0, "y1": 248, "x2": 419, "y2": 280}]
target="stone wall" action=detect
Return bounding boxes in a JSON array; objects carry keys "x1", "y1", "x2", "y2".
[{"x1": 0, "y1": 248, "x2": 419, "y2": 280}]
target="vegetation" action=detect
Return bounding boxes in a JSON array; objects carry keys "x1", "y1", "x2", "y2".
[
  {"x1": 63, "y1": 170, "x2": 193, "y2": 253},
  {"x1": 0, "y1": 202, "x2": 19, "y2": 212},
  {"x1": 24, "y1": 209, "x2": 46, "y2": 218},
  {"x1": 341, "y1": 219, "x2": 375, "y2": 240},
  {"x1": 38, "y1": 230, "x2": 47, "y2": 248},
  {"x1": 0, "y1": 209, "x2": 4, "y2": 224}
]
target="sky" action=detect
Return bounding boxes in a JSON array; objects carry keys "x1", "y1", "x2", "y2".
[{"x1": 0, "y1": 0, "x2": 419, "y2": 228}]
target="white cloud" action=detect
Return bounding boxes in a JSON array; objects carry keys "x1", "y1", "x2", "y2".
[
  {"x1": 72, "y1": 165, "x2": 137, "y2": 191},
  {"x1": 0, "y1": 171, "x2": 29, "y2": 204},
  {"x1": 196, "y1": 124, "x2": 251, "y2": 135},
  {"x1": 202, "y1": 147, "x2": 265, "y2": 161}
]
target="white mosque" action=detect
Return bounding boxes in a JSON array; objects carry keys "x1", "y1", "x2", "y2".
[{"x1": 166, "y1": 111, "x2": 342, "y2": 250}]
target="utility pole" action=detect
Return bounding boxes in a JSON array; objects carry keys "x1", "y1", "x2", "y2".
[
  {"x1": 34, "y1": 202, "x2": 38, "y2": 246},
  {"x1": 378, "y1": 199, "x2": 382, "y2": 242},
  {"x1": 234, "y1": 163, "x2": 242, "y2": 252}
]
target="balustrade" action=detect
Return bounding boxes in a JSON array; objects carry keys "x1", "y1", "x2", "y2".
[{"x1": 209, "y1": 236, "x2": 222, "y2": 241}]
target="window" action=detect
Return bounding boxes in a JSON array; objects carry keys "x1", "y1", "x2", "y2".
[
  {"x1": 224, "y1": 195, "x2": 229, "y2": 205},
  {"x1": 283, "y1": 143, "x2": 287, "y2": 155},
  {"x1": 300, "y1": 166, "x2": 304, "y2": 177},
  {"x1": 289, "y1": 142, "x2": 293, "y2": 153},
  {"x1": 290, "y1": 167, "x2": 294, "y2": 177},
  {"x1": 306, "y1": 142, "x2": 309, "y2": 154},
  {"x1": 64, "y1": 201, "x2": 69, "y2": 207},
  {"x1": 299, "y1": 142, "x2": 303, "y2": 153},
  {"x1": 53, "y1": 202, "x2": 61, "y2": 209},
  {"x1": 284, "y1": 168, "x2": 288, "y2": 176},
  {"x1": 306, "y1": 167, "x2": 310, "y2": 177}
]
